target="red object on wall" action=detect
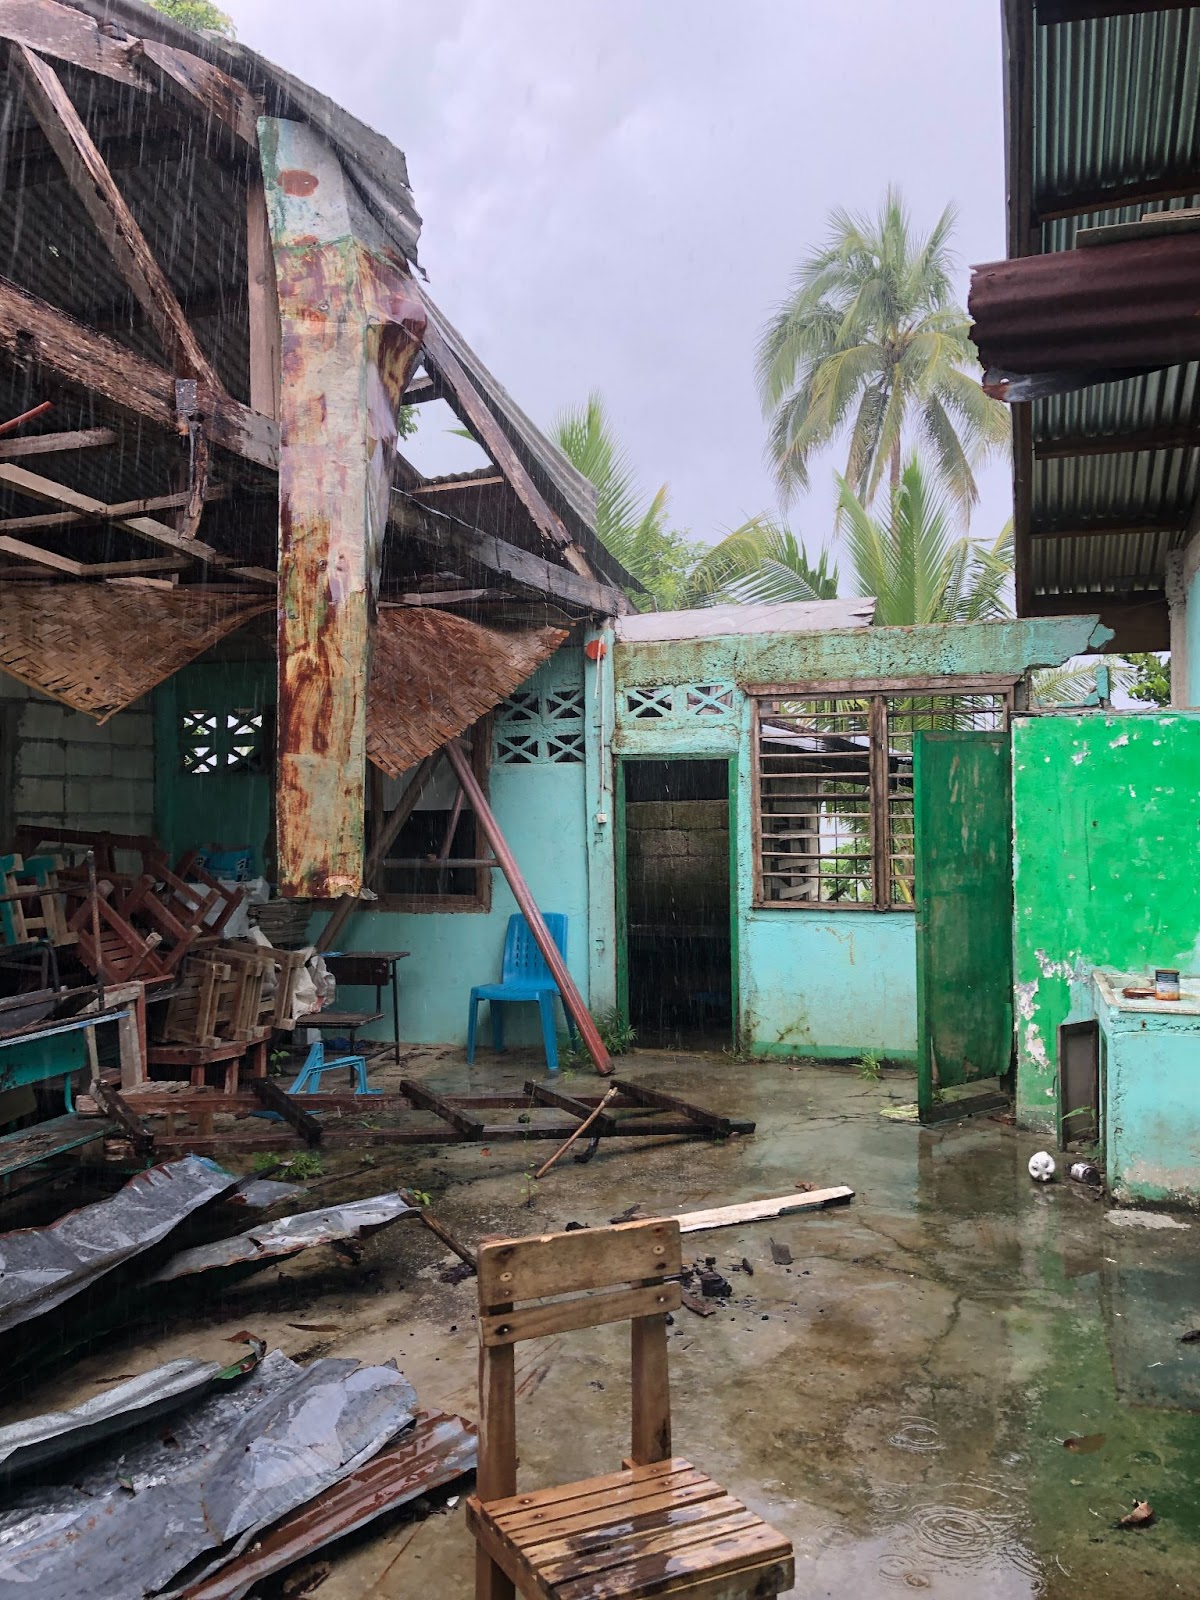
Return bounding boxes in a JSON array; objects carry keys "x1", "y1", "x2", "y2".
[{"x1": 584, "y1": 639, "x2": 607, "y2": 661}]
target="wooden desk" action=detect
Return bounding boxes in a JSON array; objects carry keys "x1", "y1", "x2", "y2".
[{"x1": 322, "y1": 951, "x2": 409, "y2": 1061}]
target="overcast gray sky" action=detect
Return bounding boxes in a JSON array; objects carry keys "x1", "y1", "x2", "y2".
[{"x1": 232, "y1": 0, "x2": 1013, "y2": 556}]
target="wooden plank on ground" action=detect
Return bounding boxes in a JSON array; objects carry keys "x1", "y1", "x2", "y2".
[
  {"x1": 400, "y1": 1076, "x2": 485, "y2": 1137},
  {"x1": 251, "y1": 1075, "x2": 323, "y2": 1145},
  {"x1": 614, "y1": 1079, "x2": 755, "y2": 1135},
  {"x1": 671, "y1": 1188, "x2": 853, "y2": 1234}
]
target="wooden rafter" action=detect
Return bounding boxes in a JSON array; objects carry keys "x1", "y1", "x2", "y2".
[
  {"x1": 0, "y1": 427, "x2": 116, "y2": 460},
  {"x1": 129, "y1": 37, "x2": 260, "y2": 149},
  {"x1": 0, "y1": 463, "x2": 224, "y2": 561},
  {"x1": 392, "y1": 494, "x2": 625, "y2": 615},
  {"x1": 410, "y1": 474, "x2": 505, "y2": 496},
  {"x1": 9, "y1": 42, "x2": 224, "y2": 389},
  {"x1": 420, "y1": 317, "x2": 597, "y2": 581},
  {"x1": 0, "y1": 536, "x2": 183, "y2": 577},
  {"x1": 1034, "y1": 169, "x2": 1200, "y2": 223},
  {"x1": 1034, "y1": 425, "x2": 1200, "y2": 459},
  {"x1": 0, "y1": 483, "x2": 228, "y2": 534},
  {"x1": 0, "y1": 0, "x2": 145, "y2": 87},
  {"x1": 1035, "y1": 0, "x2": 1195, "y2": 22},
  {"x1": 0, "y1": 276, "x2": 278, "y2": 468}
]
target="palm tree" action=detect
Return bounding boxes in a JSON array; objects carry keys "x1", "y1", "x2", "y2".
[
  {"x1": 552, "y1": 393, "x2": 700, "y2": 609},
  {"x1": 693, "y1": 458, "x2": 1013, "y2": 625},
  {"x1": 682, "y1": 516, "x2": 839, "y2": 607},
  {"x1": 757, "y1": 187, "x2": 1008, "y2": 517}
]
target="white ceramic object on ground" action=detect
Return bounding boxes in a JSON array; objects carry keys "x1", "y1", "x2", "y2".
[{"x1": 1028, "y1": 1150, "x2": 1056, "y2": 1182}]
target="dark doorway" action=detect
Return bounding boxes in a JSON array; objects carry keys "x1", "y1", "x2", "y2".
[{"x1": 621, "y1": 758, "x2": 732, "y2": 1047}]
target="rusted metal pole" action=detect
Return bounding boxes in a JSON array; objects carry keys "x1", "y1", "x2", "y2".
[
  {"x1": 534, "y1": 1085, "x2": 619, "y2": 1179},
  {"x1": 0, "y1": 400, "x2": 52, "y2": 437},
  {"x1": 444, "y1": 738, "x2": 613, "y2": 1077}
]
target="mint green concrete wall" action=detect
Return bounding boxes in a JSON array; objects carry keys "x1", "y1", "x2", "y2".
[
  {"x1": 614, "y1": 615, "x2": 1100, "y2": 1061},
  {"x1": 1012, "y1": 713, "x2": 1200, "y2": 1134},
  {"x1": 321, "y1": 643, "x2": 597, "y2": 1047},
  {"x1": 1095, "y1": 984, "x2": 1200, "y2": 1207}
]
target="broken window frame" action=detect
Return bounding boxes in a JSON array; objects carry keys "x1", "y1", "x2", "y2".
[
  {"x1": 365, "y1": 722, "x2": 493, "y2": 914},
  {"x1": 750, "y1": 678, "x2": 1017, "y2": 912}
]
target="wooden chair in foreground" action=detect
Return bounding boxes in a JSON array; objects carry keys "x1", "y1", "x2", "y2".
[{"x1": 467, "y1": 1220, "x2": 794, "y2": 1600}]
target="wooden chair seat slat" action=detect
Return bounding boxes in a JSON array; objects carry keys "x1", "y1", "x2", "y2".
[{"x1": 496, "y1": 1472, "x2": 716, "y2": 1538}]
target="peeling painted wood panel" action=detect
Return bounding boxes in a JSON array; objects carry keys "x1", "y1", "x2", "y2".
[{"x1": 262, "y1": 118, "x2": 425, "y2": 897}]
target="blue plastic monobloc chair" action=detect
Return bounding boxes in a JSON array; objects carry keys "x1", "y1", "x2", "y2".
[{"x1": 467, "y1": 913, "x2": 577, "y2": 1073}]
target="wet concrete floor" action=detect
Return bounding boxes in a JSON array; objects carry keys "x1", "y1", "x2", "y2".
[{"x1": 10, "y1": 1051, "x2": 1200, "y2": 1597}]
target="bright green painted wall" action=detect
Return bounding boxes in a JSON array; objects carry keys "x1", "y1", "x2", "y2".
[
  {"x1": 614, "y1": 615, "x2": 1098, "y2": 1061},
  {"x1": 1012, "y1": 712, "x2": 1200, "y2": 1134}
]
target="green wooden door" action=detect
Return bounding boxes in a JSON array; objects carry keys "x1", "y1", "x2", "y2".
[{"x1": 914, "y1": 731, "x2": 1013, "y2": 1118}]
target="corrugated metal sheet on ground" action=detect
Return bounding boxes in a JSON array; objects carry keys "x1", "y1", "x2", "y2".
[
  {"x1": 0, "y1": 1156, "x2": 237, "y2": 1335},
  {"x1": 148, "y1": 1193, "x2": 418, "y2": 1282},
  {"x1": 0, "y1": 1353, "x2": 254, "y2": 1484},
  {"x1": 367, "y1": 609, "x2": 567, "y2": 778},
  {"x1": 0, "y1": 584, "x2": 273, "y2": 720},
  {"x1": 0, "y1": 1350, "x2": 418, "y2": 1599}
]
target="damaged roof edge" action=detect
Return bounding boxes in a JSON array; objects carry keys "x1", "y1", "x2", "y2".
[{"x1": 71, "y1": 0, "x2": 421, "y2": 259}]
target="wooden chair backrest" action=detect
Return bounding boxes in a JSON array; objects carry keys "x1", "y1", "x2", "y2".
[{"x1": 475, "y1": 1219, "x2": 683, "y2": 1506}]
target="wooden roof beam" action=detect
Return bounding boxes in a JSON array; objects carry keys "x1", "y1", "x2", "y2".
[
  {"x1": 0, "y1": 535, "x2": 184, "y2": 577},
  {"x1": 0, "y1": 276, "x2": 279, "y2": 468},
  {"x1": 1029, "y1": 515, "x2": 1189, "y2": 538},
  {"x1": 0, "y1": 427, "x2": 116, "y2": 459},
  {"x1": 0, "y1": 482, "x2": 228, "y2": 533},
  {"x1": 1035, "y1": 425, "x2": 1200, "y2": 459},
  {"x1": 1034, "y1": 169, "x2": 1200, "y2": 223},
  {"x1": 0, "y1": 462, "x2": 224, "y2": 560},
  {"x1": 1036, "y1": 1, "x2": 1197, "y2": 22},
  {"x1": 420, "y1": 315, "x2": 597, "y2": 582},
  {"x1": 9, "y1": 42, "x2": 225, "y2": 389},
  {"x1": 392, "y1": 493, "x2": 626, "y2": 615}
]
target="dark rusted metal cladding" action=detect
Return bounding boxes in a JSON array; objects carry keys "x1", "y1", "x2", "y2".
[
  {"x1": 262, "y1": 118, "x2": 426, "y2": 898},
  {"x1": 969, "y1": 232, "x2": 1200, "y2": 377}
]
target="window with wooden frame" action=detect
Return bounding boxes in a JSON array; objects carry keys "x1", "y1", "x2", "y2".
[
  {"x1": 365, "y1": 723, "x2": 492, "y2": 913},
  {"x1": 752, "y1": 682, "x2": 1014, "y2": 910}
]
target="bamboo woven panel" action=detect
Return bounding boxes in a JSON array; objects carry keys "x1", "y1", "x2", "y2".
[
  {"x1": 367, "y1": 610, "x2": 567, "y2": 777},
  {"x1": 0, "y1": 585, "x2": 274, "y2": 722}
]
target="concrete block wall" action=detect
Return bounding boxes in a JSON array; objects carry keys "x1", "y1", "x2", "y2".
[
  {"x1": 1, "y1": 678, "x2": 155, "y2": 837},
  {"x1": 626, "y1": 798, "x2": 730, "y2": 923}
]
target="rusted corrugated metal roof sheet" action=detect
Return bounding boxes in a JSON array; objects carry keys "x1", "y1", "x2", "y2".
[
  {"x1": 970, "y1": 231, "x2": 1200, "y2": 375},
  {"x1": 368, "y1": 609, "x2": 567, "y2": 778},
  {"x1": 985, "y1": 1, "x2": 1200, "y2": 634},
  {"x1": 178, "y1": 1409, "x2": 477, "y2": 1600},
  {"x1": 0, "y1": 583, "x2": 273, "y2": 721}
]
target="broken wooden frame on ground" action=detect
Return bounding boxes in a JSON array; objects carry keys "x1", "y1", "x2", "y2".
[{"x1": 78, "y1": 1076, "x2": 755, "y2": 1160}]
